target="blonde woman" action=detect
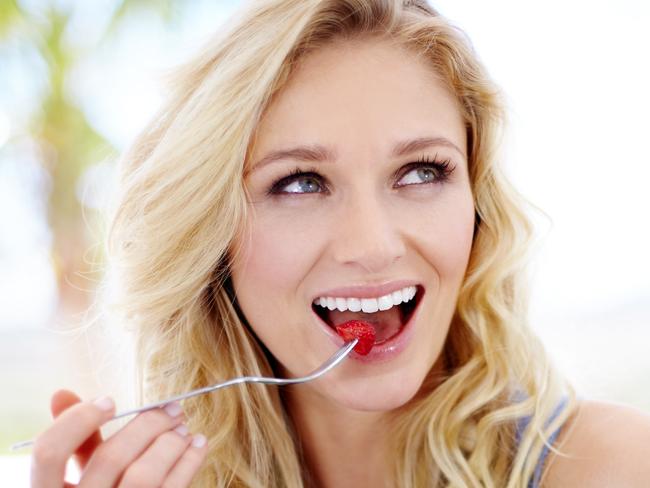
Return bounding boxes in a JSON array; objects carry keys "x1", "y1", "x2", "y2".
[{"x1": 29, "y1": 1, "x2": 650, "y2": 487}]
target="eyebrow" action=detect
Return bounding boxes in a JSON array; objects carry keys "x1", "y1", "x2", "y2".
[{"x1": 250, "y1": 136, "x2": 466, "y2": 173}]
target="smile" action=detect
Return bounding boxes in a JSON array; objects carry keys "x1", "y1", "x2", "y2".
[
  {"x1": 312, "y1": 285, "x2": 417, "y2": 313},
  {"x1": 311, "y1": 284, "x2": 424, "y2": 347}
]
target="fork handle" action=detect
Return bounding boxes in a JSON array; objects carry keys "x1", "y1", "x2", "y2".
[{"x1": 11, "y1": 339, "x2": 358, "y2": 451}]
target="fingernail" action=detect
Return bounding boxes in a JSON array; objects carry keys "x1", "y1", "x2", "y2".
[
  {"x1": 191, "y1": 434, "x2": 206, "y2": 448},
  {"x1": 164, "y1": 401, "x2": 183, "y2": 417},
  {"x1": 93, "y1": 396, "x2": 114, "y2": 412},
  {"x1": 174, "y1": 424, "x2": 189, "y2": 436}
]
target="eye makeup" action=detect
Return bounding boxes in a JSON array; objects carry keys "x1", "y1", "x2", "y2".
[
  {"x1": 265, "y1": 154, "x2": 456, "y2": 197},
  {"x1": 392, "y1": 155, "x2": 454, "y2": 188},
  {"x1": 267, "y1": 166, "x2": 328, "y2": 196}
]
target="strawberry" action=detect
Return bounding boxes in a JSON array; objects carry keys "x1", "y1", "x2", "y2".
[{"x1": 335, "y1": 320, "x2": 376, "y2": 355}]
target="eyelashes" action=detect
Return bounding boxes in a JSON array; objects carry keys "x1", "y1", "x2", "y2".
[
  {"x1": 394, "y1": 155, "x2": 454, "y2": 188},
  {"x1": 268, "y1": 167, "x2": 325, "y2": 196},
  {"x1": 266, "y1": 154, "x2": 455, "y2": 196}
]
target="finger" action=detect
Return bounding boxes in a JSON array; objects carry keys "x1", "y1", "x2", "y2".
[
  {"x1": 161, "y1": 434, "x2": 208, "y2": 488},
  {"x1": 50, "y1": 389, "x2": 82, "y2": 417},
  {"x1": 51, "y1": 390, "x2": 104, "y2": 470},
  {"x1": 78, "y1": 402, "x2": 185, "y2": 488},
  {"x1": 31, "y1": 395, "x2": 115, "y2": 488},
  {"x1": 117, "y1": 426, "x2": 192, "y2": 488}
]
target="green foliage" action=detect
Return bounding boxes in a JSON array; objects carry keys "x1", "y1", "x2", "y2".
[
  {"x1": 0, "y1": 0, "x2": 192, "y2": 309},
  {"x1": 0, "y1": 0, "x2": 23, "y2": 39}
]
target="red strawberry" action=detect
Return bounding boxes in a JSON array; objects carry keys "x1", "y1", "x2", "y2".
[{"x1": 335, "y1": 320, "x2": 376, "y2": 355}]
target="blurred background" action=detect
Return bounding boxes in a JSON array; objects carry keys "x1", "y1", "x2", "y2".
[{"x1": 1, "y1": 0, "x2": 648, "y2": 484}]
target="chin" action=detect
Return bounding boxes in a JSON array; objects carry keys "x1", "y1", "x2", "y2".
[{"x1": 320, "y1": 366, "x2": 426, "y2": 412}]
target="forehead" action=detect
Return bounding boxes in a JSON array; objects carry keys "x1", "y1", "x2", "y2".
[{"x1": 249, "y1": 37, "x2": 466, "y2": 165}]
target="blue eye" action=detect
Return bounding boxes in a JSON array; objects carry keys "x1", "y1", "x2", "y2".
[
  {"x1": 397, "y1": 166, "x2": 438, "y2": 185},
  {"x1": 394, "y1": 157, "x2": 453, "y2": 187},
  {"x1": 268, "y1": 169, "x2": 326, "y2": 195},
  {"x1": 267, "y1": 156, "x2": 454, "y2": 196}
]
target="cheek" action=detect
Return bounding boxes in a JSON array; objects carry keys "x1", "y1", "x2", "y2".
[
  {"x1": 410, "y1": 189, "x2": 475, "y2": 282},
  {"x1": 230, "y1": 209, "x2": 327, "y2": 320},
  {"x1": 229, "y1": 209, "x2": 331, "y2": 363},
  {"x1": 235, "y1": 213, "x2": 321, "y2": 287}
]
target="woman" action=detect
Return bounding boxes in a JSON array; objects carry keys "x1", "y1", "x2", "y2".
[{"x1": 29, "y1": 0, "x2": 650, "y2": 487}]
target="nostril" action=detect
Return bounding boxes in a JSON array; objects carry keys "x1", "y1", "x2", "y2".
[
  {"x1": 336, "y1": 250, "x2": 404, "y2": 274},
  {"x1": 332, "y1": 212, "x2": 406, "y2": 273}
]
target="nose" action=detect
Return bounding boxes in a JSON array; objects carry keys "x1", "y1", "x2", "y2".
[{"x1": 331, "y1": 192, "x2": 406, "y2": 274}]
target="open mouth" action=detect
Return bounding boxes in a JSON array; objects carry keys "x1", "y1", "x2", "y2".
[{"x1": 311, "y1": 285, "x2": 424, "y2": 345}]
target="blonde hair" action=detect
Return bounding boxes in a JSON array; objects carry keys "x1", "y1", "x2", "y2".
[{"x1": 105, "y1": 0, "x2": 576, "y2": 486}]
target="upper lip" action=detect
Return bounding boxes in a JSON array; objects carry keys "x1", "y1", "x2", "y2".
[{"x1": 312, "y1": 280, "x2": 421, "y2": 300}]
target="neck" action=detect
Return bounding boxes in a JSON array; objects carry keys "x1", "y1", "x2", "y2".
[{"x1": 282, "y1": 387, "x2": 394, "y2": 488}]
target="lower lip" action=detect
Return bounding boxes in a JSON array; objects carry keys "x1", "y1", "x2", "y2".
[{"x1": 313, "y1": 289, "x2": 423, "y2": 364}]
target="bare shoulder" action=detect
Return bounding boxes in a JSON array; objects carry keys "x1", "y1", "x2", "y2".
[{"x1": 542, "y1": 399, "x2": 650, "y2": 487}]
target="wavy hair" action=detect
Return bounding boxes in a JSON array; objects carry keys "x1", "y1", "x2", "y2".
[{"x1": 104, "y1": 0, "x2": 576, "y2": 486}]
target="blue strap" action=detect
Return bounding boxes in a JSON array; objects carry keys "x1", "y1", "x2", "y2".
[{"x1": 515, "y1": 396, "x2": 568, "y2": 488}]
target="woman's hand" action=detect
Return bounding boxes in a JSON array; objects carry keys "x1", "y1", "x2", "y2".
[{"x1": 30, "y1": 389, "x2": 208, "y2": 488}]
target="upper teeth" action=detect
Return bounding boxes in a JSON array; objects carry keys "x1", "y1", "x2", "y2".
[{"x1": 313, "y1": 285, "x2": 417, "y2": 314}]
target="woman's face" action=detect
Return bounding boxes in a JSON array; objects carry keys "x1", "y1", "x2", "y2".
[{"x1": 230, "y1": 38, "x2": 475, "y2": 412}]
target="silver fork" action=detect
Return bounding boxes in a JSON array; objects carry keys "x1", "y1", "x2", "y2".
[{"x1": 11, "y1": 339, "x2": 357, "y2": 452}]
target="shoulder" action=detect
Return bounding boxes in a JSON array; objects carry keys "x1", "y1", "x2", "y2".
[{"x1": 542, "y1": 399, "x2": 650, "y2": 487}]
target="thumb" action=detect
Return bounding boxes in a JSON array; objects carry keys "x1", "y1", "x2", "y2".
[{"x1": 50, "y1": 389, "x2": 105, "y2": 470}]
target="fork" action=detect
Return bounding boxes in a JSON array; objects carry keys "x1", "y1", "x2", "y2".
[{"x1": 11, "y1": 339, "x2": 358, "y2": 452}]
